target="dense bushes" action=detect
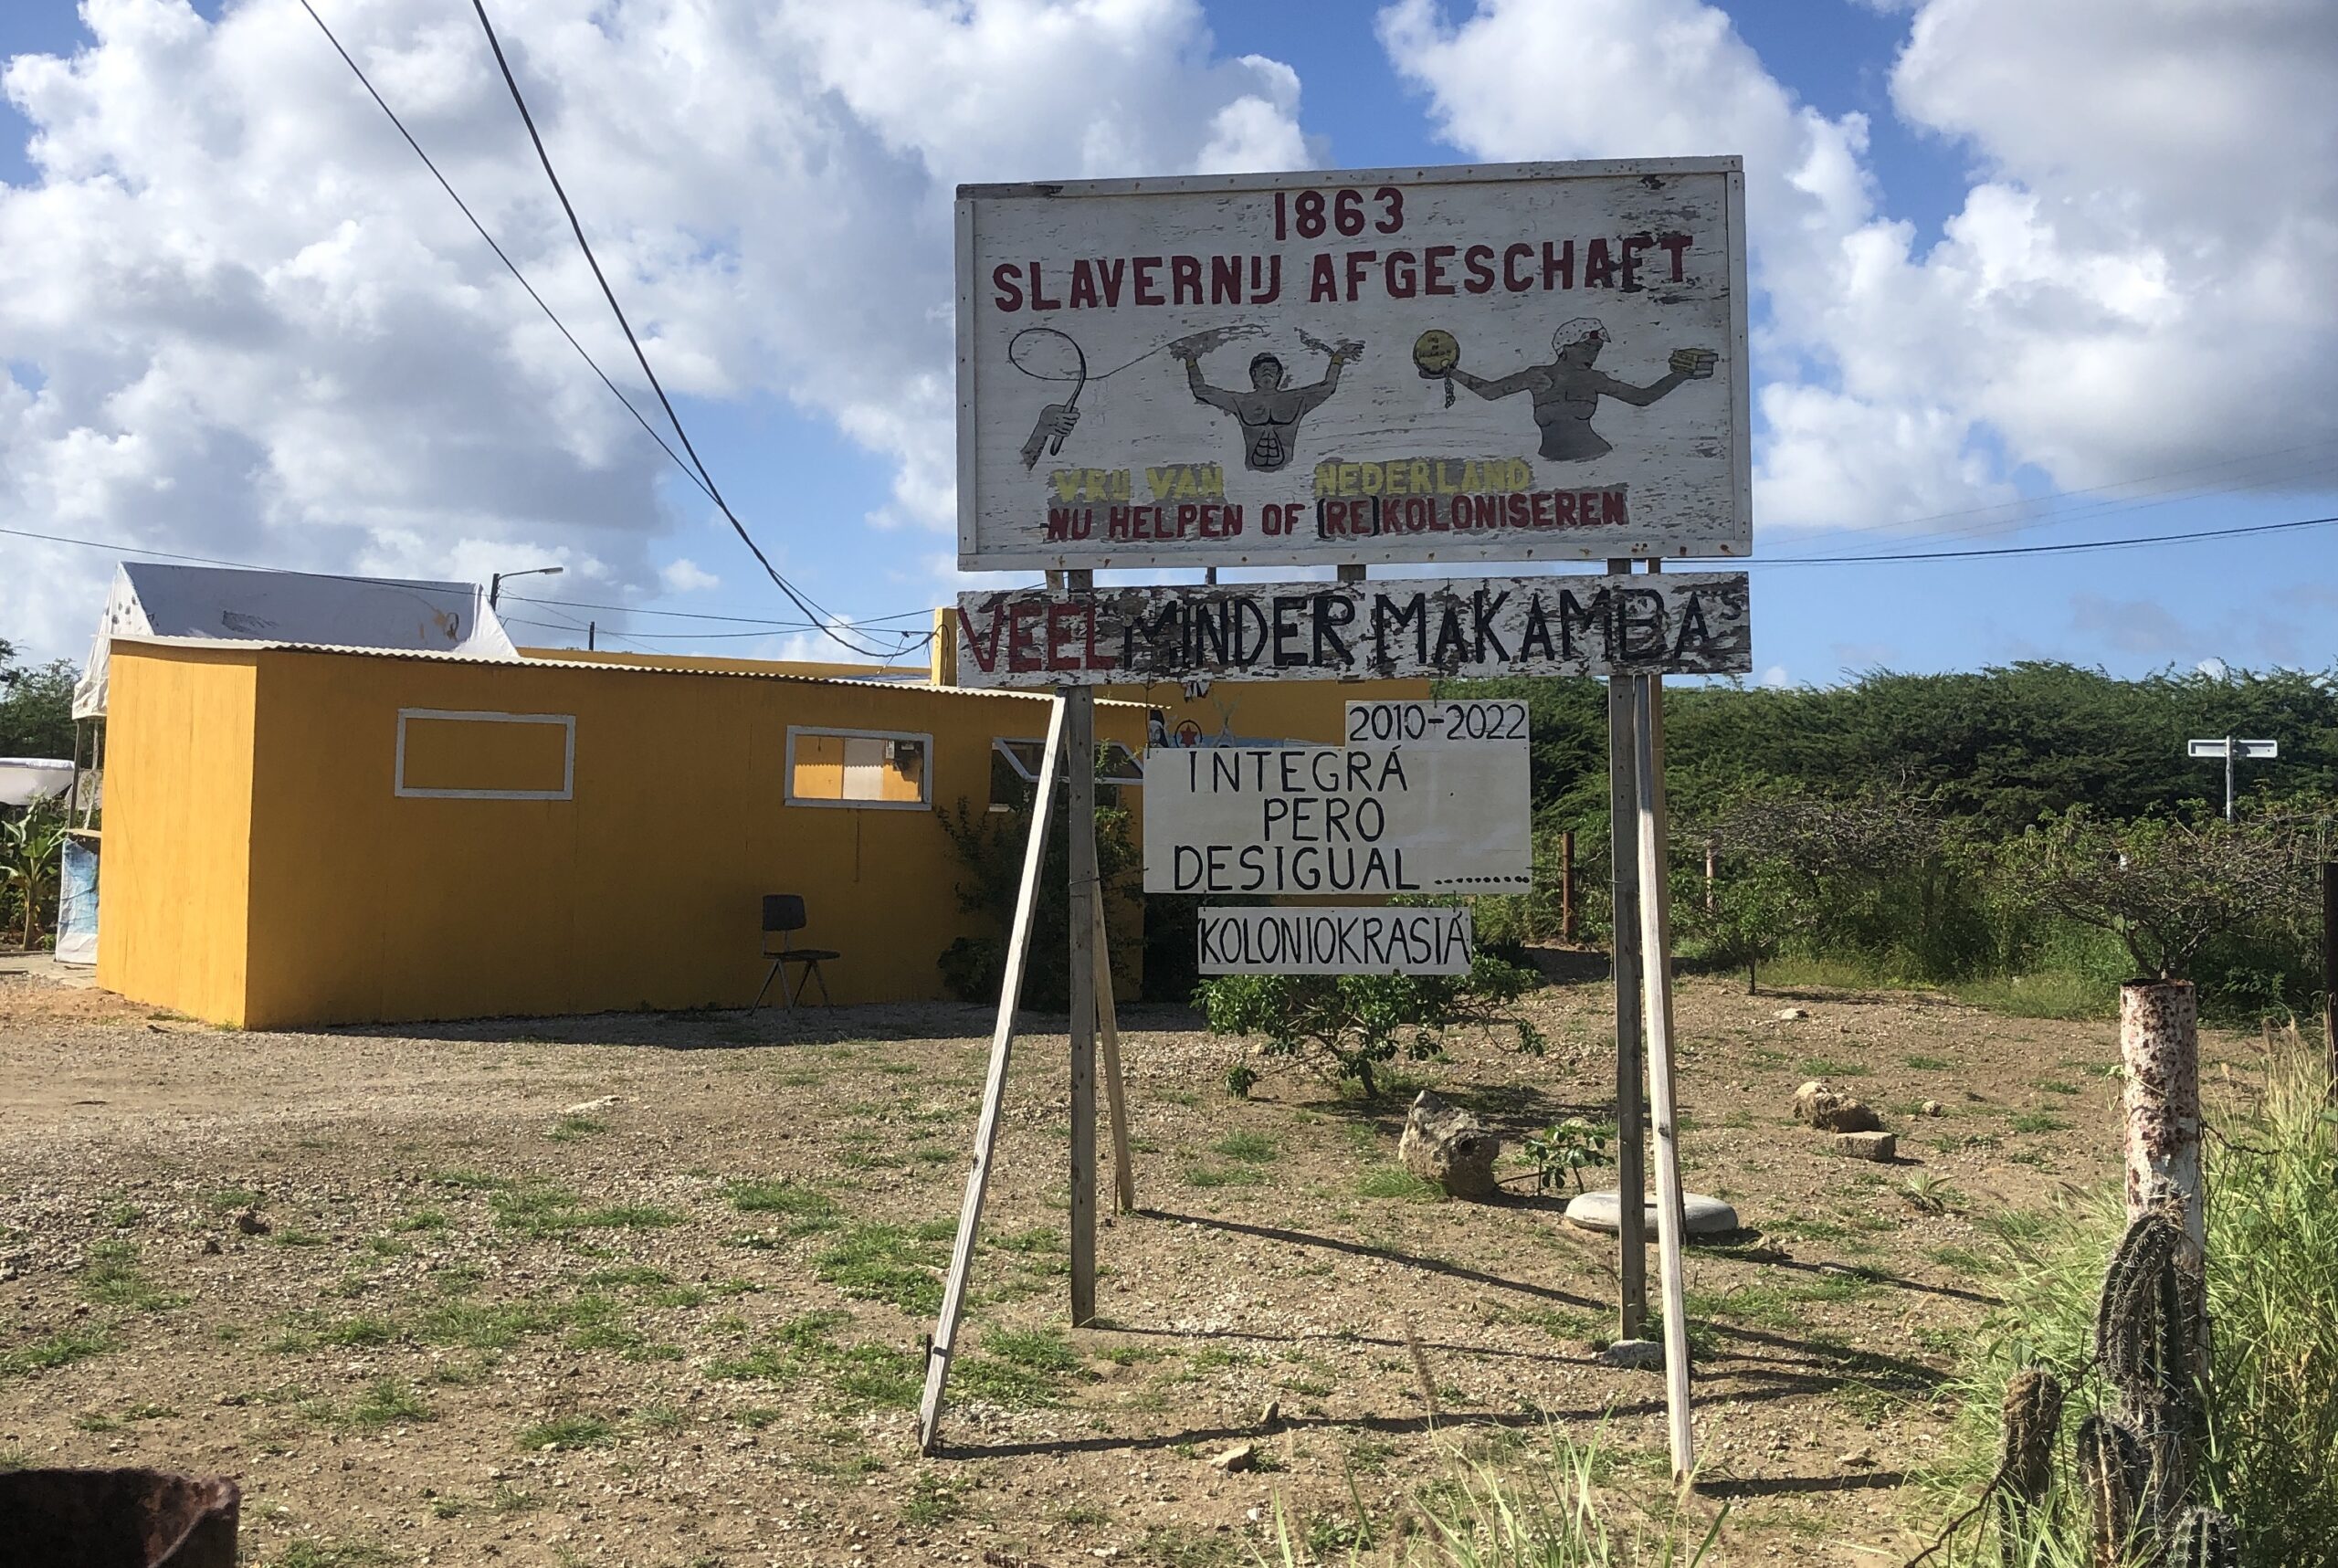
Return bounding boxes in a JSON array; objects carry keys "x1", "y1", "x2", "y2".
[{"x1": 1444, "y1": 665, "x2": 2338, "y2": 1019}]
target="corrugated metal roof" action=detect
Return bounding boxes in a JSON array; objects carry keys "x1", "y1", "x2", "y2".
[{"x1": 110, "y1": 636, "x2": 1149, "y2": 707}]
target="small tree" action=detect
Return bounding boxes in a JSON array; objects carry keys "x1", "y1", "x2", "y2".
[
  {"x1": 1676, "y1": 854, "x2": 1796, "y2": 993},
  {"x1": 1195, "y1": 952, "x2": 1540, "y2": 1100},
  {"x1": 934, "y1": 789, "x2": 1140, "y2": 1012},
  {"x1": 1, "y1": 803, "x2": 68, "y2": 949},
  {"x1": 2000, "y1": 805, "x2": 2325, "y2": 980},
  {"x1": 1685, "y1": 784, "x2": 1958, "y2": 988}
]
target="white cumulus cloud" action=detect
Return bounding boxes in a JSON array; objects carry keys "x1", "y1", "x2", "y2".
[
  {"x1": 0, "y1": 0, "x2": 1311, "y2": 658},
  {"x1": 1378, "y1": 0, "x2": 2338, "y2": 539}
]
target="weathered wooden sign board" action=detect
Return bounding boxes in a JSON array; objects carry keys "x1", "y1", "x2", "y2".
[
  {"x1": 954, "y1": 571, "x2": 1749, "y2": 688},
  {"x1": 1143, "y1": 742, "x2": 1531, "y2": 895},
  {"x1": 956, "y1": 159, "x2": 1751, "y2": 571},
  {"x1": 1199, "y1": 905, "x2": 1475, "y2": 975},
  {"x1": 1346, "y1": 698, "x2": 1528, "y2": 745}
]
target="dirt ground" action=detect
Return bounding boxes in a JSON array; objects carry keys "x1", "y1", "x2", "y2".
[{"x1": 0, "y1": 962, "x2": 2231, "y2": 1566}]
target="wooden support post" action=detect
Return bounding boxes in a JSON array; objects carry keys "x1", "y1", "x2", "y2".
[
  {"x1": 2322, "y1": 863, "x2": 2337, "y2": 1100},
  {"x1": 1632, "y1": 670, "x2": 1695, "y2": 1482},
  {"x1": 918, "y1": 696, "x2": 1069, "y2": 1455},
  {"x1": 1067, "y1": 564, "x2": 1100, "y2": 1329},
  {"x1": 1559, "y1": 828, "x2": 1576, "y2": 945},
  {"x1": 1093, "y1": 895, "x2": 1135, "y2": 1212},
  {"x1": 1606, "y1": 559, "x2": 1647, "y2": 1341}
]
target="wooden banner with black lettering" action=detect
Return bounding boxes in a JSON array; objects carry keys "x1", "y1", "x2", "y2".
[{"x1": 953, "y1": 572, "x2": 1748, "y2": 689}]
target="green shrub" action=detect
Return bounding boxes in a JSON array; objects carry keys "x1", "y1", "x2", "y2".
[{"x1": 1194, "y1": 953, "x2": 1537, "y2": 1099}]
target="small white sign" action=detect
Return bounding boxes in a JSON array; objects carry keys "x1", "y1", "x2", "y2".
[
  {"x1": 1345, "y1": 699, "x2": 1529, "y2": 745},
  {"x1": 1143, "y1": 743, "x2": 1531, "y2": 895},
  {"x1": 2186, "y1": 738, "x2": 2278, "y2": 759},
  {"x1": 1199, "y1": 905, "x2": 1476, "y2": 975}
]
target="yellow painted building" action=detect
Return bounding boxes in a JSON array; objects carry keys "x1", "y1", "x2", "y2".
[{"x1": 97, "y1": 638, "x2": 1148, "y2": 1028}]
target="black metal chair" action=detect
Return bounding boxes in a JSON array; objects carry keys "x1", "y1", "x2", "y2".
[{"x1": 753, "y1": 894, "x2": 838, "y2": 1010}]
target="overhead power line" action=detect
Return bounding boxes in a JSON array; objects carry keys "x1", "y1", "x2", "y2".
[
  {"x1": 294, "y1": 0, "x2": 921, "y2": 660},
  {"x1": 294, "y1": 0, "x2": 702, "y2": 503},
  {"x1": 465, "y1": 0, "x2": 912, "y2": 661},
  {"x1": 1744, "y1": 511, "x2": 2338, "y2": 566}
]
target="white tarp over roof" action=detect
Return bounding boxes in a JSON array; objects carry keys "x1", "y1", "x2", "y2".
[{"x1": 73, "y1": 563, "x2": 518, "y2": 719}]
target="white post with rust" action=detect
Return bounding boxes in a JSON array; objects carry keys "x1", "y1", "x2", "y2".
[{"x1": 2120, "y1": 978, "x2": 2204, "y2": 1258}]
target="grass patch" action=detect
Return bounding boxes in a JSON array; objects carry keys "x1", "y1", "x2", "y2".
[
  {"x1": 812, "y1": 1225, "x2": 944, "y2": 1315},
  {"x1": 321, "y1": 1315, "x2": 400, "y2": 1348},
  {"x1": 1182, "y1": 1163, "x2": 1266, "y2": 1189},
  {"x1": 78, "y1": 1239, "x2": 185, "y2": 1312},
  {"x1": 1945, "y1": 969, "x2": 2114, "y2": 1021},
  {"x1": 517, "y1": 1414, "x2": 614, "y2": 1450},
  {"x1": 1904, "y1": 1055, "x2": 1953, "y2": 1071},
  {"x1": 273, "y1": 1543, "x2": 401, "y2": 1568},
  {"x1": 546, "y1": 1115, "x2": 606, "y2": 1142},
  {"x1": 346, "y1": 1378, "x2": 433, "y2": 1428},
  {"x1": 727, "y1": 1178, "x2": 837, "y2": 1217},
  {"x1": 1209, "y1": 1131, "x2": 1280, "y2": 1163},
  {"x1": 1356, "y1": 1165, "x2": 1444, "y2": 1203},
  {"x1": 414, "y1": 1300, "x2": 563, "y2": 1351},
  {"x1": 708, "y1": 1310, "x2": 917, "y2": 1412},
  {"x1": 490, "y1": 1184, "x2": 682, "y2": 1236},
  {"x1": 2, "y1": 1327, "x2": 114, "y2": 1378},
  {"x1": 900, "y1": 1472, "x2": 965, "y2": 1527},
  {"x1": 2006, "y1": 1110, "x2": 2070, "y2": 1134}
]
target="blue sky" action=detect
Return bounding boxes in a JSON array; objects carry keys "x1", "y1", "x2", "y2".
[{"x1": 4, "y1": 0, "x2": 2333, "y2": 685}]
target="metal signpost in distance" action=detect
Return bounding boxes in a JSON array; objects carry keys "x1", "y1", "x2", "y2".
[
  {"x1": 2186, "y1": 736, "x2": 2277, "y2": 821},
  {"x1": 926, "y1": 159, "x2": 1754, "y2": 1479}
]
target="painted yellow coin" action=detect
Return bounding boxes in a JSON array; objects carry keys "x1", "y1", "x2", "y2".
[{"x1": 1412, "y1": 329, "x2": 1459, "y2": 375}]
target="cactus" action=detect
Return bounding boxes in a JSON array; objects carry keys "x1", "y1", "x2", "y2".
[
  {"x1": 2094, "y1": 1203, "x2": 2206, "y2": 1519},
  {"x1": 2166, "y1": 1506, "x2": 2238, "y2": 1568},
  {"x1": 1996, "y1": 1366, "x2": 2065, "y2": 1562},
  {"x1": 2076, "y1": 1411, "x2": 2150, "y2": 1568}
]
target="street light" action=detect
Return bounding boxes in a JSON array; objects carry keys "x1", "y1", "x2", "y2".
[{"x1": 488, "y1": 564, "x2": 563, "y2": 609}]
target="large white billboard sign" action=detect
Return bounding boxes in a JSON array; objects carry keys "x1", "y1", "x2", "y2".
[
  {"x1": 1143, "y1": 743, "x2": 1531, "y2": 896},
  {"x1": 956, "y1": 158, "x2": 1749, "y2": 571}
]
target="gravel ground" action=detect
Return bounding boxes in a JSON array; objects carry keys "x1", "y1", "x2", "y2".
[{"x1": 0, "y1": 963, "x2": 2209, "y2": 1565}]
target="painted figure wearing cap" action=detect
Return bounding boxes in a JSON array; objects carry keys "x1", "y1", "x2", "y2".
[{"x1": 1447, "y1": 318, "x2": 1714, "y2": 462}]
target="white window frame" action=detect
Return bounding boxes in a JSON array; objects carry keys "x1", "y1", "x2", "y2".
[
  {"x1": 395, "y1": 709, "x2": 575, "y2": 801},
  {"x1": 785, "y1": 725, "x2": 934, "y2": 811}
]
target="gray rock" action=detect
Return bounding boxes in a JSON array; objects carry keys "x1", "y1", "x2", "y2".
[
  {"x1": 1794, "y1": 1079, "x2": 1881, "y2": 1133},
  {"x1": 233, "y1": 1208, "x2": 270, "y2": 1237},
  {"x1": 1208, "y1": 1443, "x2": 1257, "y2": 1472},
  {"x1": 1775, "y1": 1006, "x2": 1809, "y2": 1021},
  {"x1": 1564, "y1": 1189, "x2": 1740, "y2": 1237},
  {"x1": 1921, "y1": 1100, "x2": 1944, "y2": 1117},
  {"x1": 1597, "y1": 1338, "x2": 1665, "y2": 1369},
  {"x1": 1399, "y1": 1090, "x2": 1500, "y2": 1201},
  {"x1": 1835, "y1": 1130, "x2": 1898, "y2": 1162}
]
